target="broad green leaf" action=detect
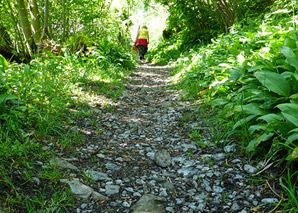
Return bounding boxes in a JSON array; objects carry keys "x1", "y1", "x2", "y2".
[
  {"x1": 248, "y1": 124, "x2": 267, "y2": 134},
  {"x1": 287, "y1": 58, "x2": 298, "y2": 70},
  {"x1": 285, "y1": 38, "x2": 297, "y2": 49},
  {"x1": 255, "y1": 71, "x2": 290, "y2": 97},
  {"x1": 0, "y1": 94, "x2": 17, "y2": 104},
  {"x1": 288, "y1": 133, "x2": 298, "y2": 142},
  {"x1": 290, "y1": 128, "x2": 298, "y2": 133},
  {"x1": 280, "y1": 46, "x2": 296, "y2": 59},
  {"x1": 257, "y1": 113, "x2": 282, "y2": 123},
  {"x1": 247, "y1": 65, "x2": 266, "y2": 72},
  {"x1": 281, "y1": 71, "x2": 298, "y2": 80},
  {"x1": 233, "y1": 115, "x2": 257, "y2": 130},
  {"x1": 0, "y1": 54, "x2": 8, "y2": 70},
  {"x1": 229, "y1": 69, "x2": 243, "y2": 81},
  {"x1": 247, "y1": 133, "x2": 274, "y2": 152},
  {"x1": 277, "y1": 103, "x2": 298, "y2": 126},
  {"x1": 212, "y1": 98, "x2": 228, "y2": 106},
  {"x1": 234, "y1": 103, "x2": 264, "y2": 115}
]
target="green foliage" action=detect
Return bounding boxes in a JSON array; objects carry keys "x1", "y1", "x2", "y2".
[
  {"x1": 160, "y1": 1, "x2": 298, "y2": 163},
  {"x1": 0, "y1": 42, "x2": 135, "y2": 210},
  {"x1": 279, "y1": 169, "x2": 298, "y2": 210}
]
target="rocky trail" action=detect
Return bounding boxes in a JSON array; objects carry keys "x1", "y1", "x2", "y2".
[{"x1": 52, "y1": 63, "x2": 281, "y2": 212}]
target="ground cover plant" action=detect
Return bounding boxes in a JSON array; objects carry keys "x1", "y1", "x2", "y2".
[
  {"x1": 0, "y1": 39, "x2": 136, "y2": 211},
  {"x1": 148, "y1": 0, "x2": 298, "y2": 210}
]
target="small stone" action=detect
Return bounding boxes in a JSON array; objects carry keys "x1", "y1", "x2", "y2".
[
  {"x1": 105, "y1": 162, "x2": 121, "y2": 171},
  {"x1": 60, "y1": 179, "x2": 93, "y2": 201},
  {"x1": 84, "y1": 170, "x2": 112, "y2": 181},
  {"x1": 176, "y1": 198, "x2": 184, "y2": 205},
  {"x1": 213, "y1": 153, "x2": 226, "y2": 161},
  {"x1": 115, "y1": 157, "x2": 123, "y2": 162},
  {"x1": 91, "y1": 191, "x2": 109, "y2": 201},
  {"x1": 50, "y1": 157, "x2": 79, "y2": 171},
  {"x1": 133, "y1": 192, "x2": 142, "y2": 197},
  {"x1": 159, "y1": 188, "x2": 168, "y2": 197},
  {"x1": 131, "y1": 194, "x2": 166, "y2": 213},
  {"x1": 146, "y1": 152, "x2": 155, "y2": 160},
  {"x1": 154, "y1": 149, "x2": 172, "y2": 167},
  {"x1": 244, "y1": 164, "x2": 258, "y2": 174},
  {"x1": 261, "y1": 198, "x2": 279, "y2": 204},
  {"x1": 105, "y1": 185, "x2": 120, "y2": 195},
  {"x1": 81, "y1": 203, "x2": 88, "y2": 209},
  {"x1": 213, "y1": 186, "x2": 223, "y2": 193},
  {"x1": 32, "y1": 177, "x2": 41, "y2": 185},
  {"x1": 230, "y1": 201, "x2": 241, "y2": 211},
  {"x1": 181, "y1": 143, "x2": 197, "y2": 152},
  {"x1": 177, "y1": 167, "x2": 198, "y2": 178},
  {"x1": 122, "y1": 201, "x2": 131, "y2": 207},
  {"x1": 224, "y1": 145, "x2": 236, "y2": 153},
  {"x1": 166, "y1": 207, "x2": 175, "y2": 213}
]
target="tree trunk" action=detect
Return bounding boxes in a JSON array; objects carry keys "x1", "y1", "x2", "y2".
[
  {"x1": 16, "y1": 0, "x2": 34, "y2": 55},
  {"x1": 62, "y1": 0, "x2": 66, "y2": 42},
  {"x1": 40, "y1": 0, "x2": 49, "y2": 41},
  {"x1": 28, "y1": 0, "x2": 41, "y2": 44},
  {"x1": 6, "y1": 0, "x2": 26, "y2": 54}
]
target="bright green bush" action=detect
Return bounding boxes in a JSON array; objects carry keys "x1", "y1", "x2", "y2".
[{"x1": 166, "y1": 2, "x2": 298, "y2": 162}]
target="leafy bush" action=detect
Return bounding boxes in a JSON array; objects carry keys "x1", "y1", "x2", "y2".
[
  {"x1": 0, "y1": 43, "x2": 135, "y2": 210},
  {"x1": 166, "y1": 2, "x2": 298, "y2": 162}
]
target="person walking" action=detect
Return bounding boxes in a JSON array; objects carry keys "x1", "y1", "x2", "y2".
[{"x1": 135, "y1": 25, "x2": 149, "y2": 60}]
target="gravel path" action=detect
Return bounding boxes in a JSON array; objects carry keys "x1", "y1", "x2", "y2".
[{"x1": 56, "y1": 63, "x2": 280, "y2": 212}]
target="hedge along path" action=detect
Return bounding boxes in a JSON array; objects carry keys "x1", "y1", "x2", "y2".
[{"x1": 56, "y1": 62, "x2": 282, "y2": 212}]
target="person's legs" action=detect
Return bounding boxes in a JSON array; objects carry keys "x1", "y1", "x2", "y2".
[{"x1": 138, "y1": 46, "x2": 146, "y2": 60}]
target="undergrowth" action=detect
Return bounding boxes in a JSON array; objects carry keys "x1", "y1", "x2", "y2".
[
  {"x1": 0, "y1": 41, "x2": 136, "y2": 211},
  {"x1": 149, "y1": 0, "x2": 298, "y2": 211}
]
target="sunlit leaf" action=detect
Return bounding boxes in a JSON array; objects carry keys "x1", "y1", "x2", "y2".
[
  {"x1": 234, "y1": 103, "x2": 264, "y2": 115},
  {"x1": 277, "y1": 103, "x2": 298, "y2": 127},
  {"x1": 288, "y1": 133, "x2": 298, "y2": 143},
  {"x1": 0, "y1": 54, "x2": 8, "y2": 71},
  {"x1": 255, "y1": 71, "x2": 290, "y2": 97},
  {"x1": 233, "y1": 115, "x2": 257, "y2": 129},
  {"x1": 280, "y1": 46, "x2": 296, "y2": 59},
  {"x1": 284, "y1": 38, "x2": 297, "y2": 49},
  {"x1": 257, "y1": 113, "x2": 283, "y2": 123},
  {"x1": 248, "y1": 124, "x2": 267, "y2": 134}
]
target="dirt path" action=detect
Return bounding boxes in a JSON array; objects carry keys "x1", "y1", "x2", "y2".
[{"x1": 58, "y1": 63, "x2": 279, "y2": 212}]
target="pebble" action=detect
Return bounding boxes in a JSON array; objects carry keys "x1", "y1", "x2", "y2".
[
  {"x1": 58, "y1": 64, "x2": 279, "y2": 212},
  {"x1": 261, "y1": 198, "x2": 279, "y2": 204},
  {"x1": 154, "y1": 149, "x2": 172, "y2": 167},
  {"x1": 105, "y1": 185, "x2": 120, "y2": 195},
  {"x1": 244, "y1": 164, "x2": 258, "y2": 174}
]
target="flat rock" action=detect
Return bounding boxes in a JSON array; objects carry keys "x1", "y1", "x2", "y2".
[
  {"x1": 60, "y1": 178, "x2": 93, "y2": 200},
  {"x1": 131, "y1": 194, "x2": 166, "y2": 213},
  {"x1": 177, "y1": 167, "x2": 198, "y2": 178},
  {"x1": 261, "y1": 198, "x2": 279, "y2": 204},
  {"x1": 50, "y1": 157, "x2": 79, "y2": 171},
  {"x1": 244, "y1": 164, "x2": 258, "y2": 174},
  {"x1": 84, "y1": 170, "x2": 112, "y2": 181},
  {"x1": 154, "y1": 149, "x2": 172, "y2": 167},
  {"x1": 105, "y1": 185, "x2": 120, "y2": 195},
  {"x1": 91, "y1": 191, "x2": 109, "y2": 201}
]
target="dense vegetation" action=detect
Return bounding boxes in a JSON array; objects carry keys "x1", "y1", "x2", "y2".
[
  {"x1": 1, "y1": 0, "x2": 298, "y2": 211},
  {"x1": 0, "y1": 0, "x2": 137, "y2": 211},
  {"x1": 148, "y1": 0, "x2": 298, "y2": 210}
]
